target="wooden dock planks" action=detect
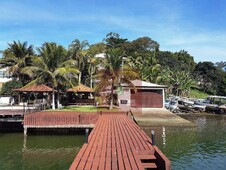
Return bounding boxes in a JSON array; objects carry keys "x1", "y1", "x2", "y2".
[{"x1": 69, "y1": 113, "x2": 169, "y2": 170}]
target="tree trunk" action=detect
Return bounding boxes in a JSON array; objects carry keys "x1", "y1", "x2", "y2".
[
  {"x1": 52, "y1": 90, "x2": 55, "y2": 110},
  {"x1": 56, "y1": 91, "x2": 60, "y2": 109},
  {"x1": 90, "y1": 66, "x2": 93, "y2": 89},
  {"x1": 109, "y1": 83, "x2": 114, "y2": 110},
  {"x1": 79, "y1": 72, "x2": 81, "y2": 84}
]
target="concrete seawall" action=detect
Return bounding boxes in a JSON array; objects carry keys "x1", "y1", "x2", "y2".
[{"x1": 131, "y1": 108, "x2": 195, "y2": 127}]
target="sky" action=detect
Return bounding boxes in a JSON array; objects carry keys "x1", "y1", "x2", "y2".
[{"x1": 0, "y1": 0, "x2": 226, "y2": 63}]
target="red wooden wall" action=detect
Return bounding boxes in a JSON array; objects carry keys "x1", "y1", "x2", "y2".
[{"x1": 131, "y1": 89, "x2": 163, "y2": 108}]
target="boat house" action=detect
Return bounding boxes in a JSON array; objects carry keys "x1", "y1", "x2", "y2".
[{"x1": 118, "y1": 79, "x2": 167, "y2": 110}]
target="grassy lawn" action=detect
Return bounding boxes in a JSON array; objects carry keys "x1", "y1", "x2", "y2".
[
  {"x1": 188, "y1": 89, "x2": 209, "y2": 99},
  {"x1": 56, "y1": 106, "x2": 119, "y2": 112}
]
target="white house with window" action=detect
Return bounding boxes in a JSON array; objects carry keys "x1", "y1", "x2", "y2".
[
  {"x1": 0, "y1": 67, "x2": 12, "y2": 89},
  {"x1": 0, "y1": 67, "x2": 12, "y2": 105}
]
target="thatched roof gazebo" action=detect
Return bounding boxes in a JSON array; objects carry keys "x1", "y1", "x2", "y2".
[
  {"x1": 14, "y1": 84, "x2": 54, "y2": 106},
  {"x1": 67, "y1": 84, "x2": 94, "y2": 105},
  {"x1": 67, "y1": 84, "x2": 94, "y2": 93},
  {"x1": 14, "y1": 84, "x2": 54, "y2": 92}
]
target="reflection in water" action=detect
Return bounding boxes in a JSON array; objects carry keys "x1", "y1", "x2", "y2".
[
  {"x1": 162, "y1": 126, "x2": 166, "y2": 146},
  {"x1": 143, "y1": 114, "x2": 226, "y2": 170},
  {"x1": 0, "y1": 133, "x2": 85, "y2": 170},
  {"x1": 23, "y1": 135, "x2": 27, "y2": 151}
]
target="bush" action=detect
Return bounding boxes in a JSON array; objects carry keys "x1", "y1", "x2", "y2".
[{"x1": 0, "y1": 80, "x2": 23, "y2": 95}]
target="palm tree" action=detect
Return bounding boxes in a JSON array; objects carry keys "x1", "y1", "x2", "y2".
[
  {"x1": 143, "y1": 64, "x2": 162, "y2": 83},
  {"x1": 95, "y1": 48, "x2": 138, "y2": 109},
  {"x1": 87, "y1": 56, "x2": 97, "y2": 89},
  {"x1": 22, "y1": 43, "x2": 79, "y2": 109},
  {"x1": 0, "y1": 41, "x2": 34, "y2": 83},
  {"x1": 87, "y1": 43, "x2": 106, "y2": 88},
  {"x1": 68, "y1": 39, "x2": 89, "y2": 83}
]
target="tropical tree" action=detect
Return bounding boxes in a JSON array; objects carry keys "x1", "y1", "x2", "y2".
[
  {"x1": 0, "y1": 80, "x2": 23, "y2": 95},
  {"x1": 95, "y1": 48, "x2": 138, "y2": 109},
  {"x1": 156, "y1": 50, "x2": 196, "y2": 73},
  {"x1": 215, "y1": 61, "x2": 226, "y2": 71},
  {"x1": 0, "y1": 41, "x2": 34, "y2": 84},
  {"x1": 167, "y1": 70, "x2": 196, "y2": 96},
  {"x1": 104, "y1": 32, "x2": 127, "y2": 49},
  {"x1": 22, "y1": 42, "x2": 79, "y2": 109},
  {"x1": 193, "y1": 62, "x2": 221, "y2": 94},
  {"x1": 173, "y1": 50, "x2": 196, "y2": 72},
  {"x1": 143, "y1": 64, "x2": 162, "y2": 83},
  {"x1": 68, "y1": 39, "x2": 89, "y2": 84},
  {"x1": 87, "y1": 56, "x2": 98, "y2": 89},
  {"x1": 124, "y1": 37, "x2": 159, "y2": 79},
  {"x1": 87, "y1": 43, "x2": 106, "y2": 88}
]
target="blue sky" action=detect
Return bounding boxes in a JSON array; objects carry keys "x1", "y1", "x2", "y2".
[{"x1": 0, "y1": 0, "x2": 226, "y2": 63}]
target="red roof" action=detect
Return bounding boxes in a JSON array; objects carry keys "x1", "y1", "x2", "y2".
[
  {"x1": 14, "y1": 84, "x2": 53, "y2": 92},
  {"x1": 67, "y1": 84, "x2": 94, "y2": 92}
]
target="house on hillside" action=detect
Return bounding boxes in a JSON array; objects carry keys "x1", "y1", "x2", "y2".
[{"x1": 118, "y1": 79, "x2": 167, "y2": 110}]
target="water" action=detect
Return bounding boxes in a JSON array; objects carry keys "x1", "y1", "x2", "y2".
[
  {"x1": 143, "y1": 113, "x2": 226, "y2": 170},
  {"x1": 1, "y1": 114, "x2": 226, "y2": 170},
  {"x1": 0, "y1": 133, "x2": 85, "y2": 170}
]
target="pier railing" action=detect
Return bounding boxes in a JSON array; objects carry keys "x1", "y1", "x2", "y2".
[{"x1": 24, "y1": 112, "x2": 99, "y2": 127}]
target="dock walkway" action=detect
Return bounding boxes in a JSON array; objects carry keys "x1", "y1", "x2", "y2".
[{"x1": 70, "y1": 113, "x2": 170, "y2": 170}]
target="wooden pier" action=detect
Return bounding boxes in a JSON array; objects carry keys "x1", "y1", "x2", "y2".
[
  {"x1": 23, "y1": 111, "x2": 99, "y2": 135},
  {"x1": 70, "y1": 113, "x2": 170, "y2": 170}
]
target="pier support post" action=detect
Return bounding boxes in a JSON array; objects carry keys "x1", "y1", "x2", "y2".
[
  {"x1": 24, "y1": 127, "x2": 27, "y2": 136},
  {"x1": 85, "y1": 128, "x2": 89, "y2": 143},
  {"x1": 151, "y1": 130, "x2": 155, "y2": 145}
]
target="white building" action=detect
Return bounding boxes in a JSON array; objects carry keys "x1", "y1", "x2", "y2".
[{"x1": 0, "y1": 67, "x2": 12, "y2": 89}]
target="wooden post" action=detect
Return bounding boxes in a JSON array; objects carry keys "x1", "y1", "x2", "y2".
[
  {"x1": 151, "y1": 130, "x2": 155, "y2": 145},
  {"x1": 85, "y1": 128, "x2": 89, "y2": 143}
]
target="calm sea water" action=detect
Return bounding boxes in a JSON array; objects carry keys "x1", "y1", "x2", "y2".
[
  {"x1": 0, "y1": 133, "x2": 85, "y2": 170},
  {"x1": 143, "y1": 113, "x2": 226, "y2": 170},
  {"x1": 0, "y1": 114, "x2": 226, "y2": 170}
]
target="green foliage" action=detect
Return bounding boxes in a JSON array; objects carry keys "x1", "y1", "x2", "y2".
[
  {"x1": 188, "y1": 89, "x2": 209, "y2": 99},
  {"x1": 0, "y1": 80, "x2": 23, "y2": 95},
  {"x1": 95, "y1": 48, "x2": 138, "y2": 109},
  {"x1": 37, "y1": 42, "x2": 67, "y2": 72},
  {"x1": 156, "y1": 50, "x2": 196, "y2": 72},
  {"x1": 193, "y1": 62, "x2": 222, "y2": 94},
  {"x1": 0, "y1": 41, "x2": 34, "y2": 84},
  {"x1": 217, "y1": 71, "x2": 226, "y2": 95},
  {"x1": 104, "y1": 32, "x2": 127, "y2": 49},
  {"x1": 159, "y1": 69, "x2": 196, "y2": 97},
  {"x1": 1, "y1": 33, "x2": 225, "y2": 101},
  {"x1": 68, "y1": 39, "x2": 90, "y2": 84}
]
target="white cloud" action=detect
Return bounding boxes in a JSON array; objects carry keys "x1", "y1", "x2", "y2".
[{"x1": 0, "y1": 1, "x2": 225, "y2": 63}]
